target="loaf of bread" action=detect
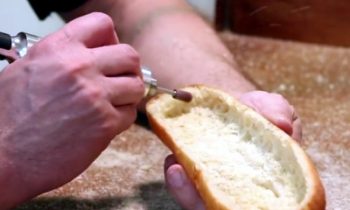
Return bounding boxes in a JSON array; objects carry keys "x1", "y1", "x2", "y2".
[{"x1": 146, "y1": 85, "x2": 325, "y2": 210}]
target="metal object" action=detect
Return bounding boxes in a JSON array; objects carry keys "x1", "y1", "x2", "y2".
[
  {"x1": 141, "y1": 67, "x2": 179, "y2": 98},
  {"x1": 0, "y1": 32, "x2": 40, "y2": 58},
  {"x1": 0, "y1": 31, "x2": 191, "y2": 101},
  {"x1": 141, "y1": 67, "x2": 161, "y2": 97}
]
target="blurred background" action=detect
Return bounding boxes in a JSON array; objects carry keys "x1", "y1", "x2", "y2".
[
  {"x1": 0, "y1": 0, "x2": 216, "y2": 69},
  {"x1": 2, "y1": 0, "x2": 349, "y2": 69}
]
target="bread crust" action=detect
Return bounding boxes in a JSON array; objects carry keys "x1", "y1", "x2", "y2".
[{"x1": 146, "y1": 85, "x2": 325, "y2": 210}]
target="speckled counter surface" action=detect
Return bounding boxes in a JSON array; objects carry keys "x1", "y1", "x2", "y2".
[
  {"x1": 222, "y1": 32, "x2": 350, "y2": 210},
  {"x1": 16, "y1": 33, "x2": 350, "y2": 210}
]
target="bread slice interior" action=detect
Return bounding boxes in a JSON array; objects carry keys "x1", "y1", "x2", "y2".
[{"x1": 146, "y1": 85, "x2": 325, "y2": 210}]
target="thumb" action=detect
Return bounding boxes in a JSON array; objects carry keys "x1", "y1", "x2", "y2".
[{"x1": 164, "y1": 155, "x2": 205, "y2": 210}]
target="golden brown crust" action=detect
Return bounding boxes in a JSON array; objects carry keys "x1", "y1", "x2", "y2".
[
  {"x1": 286, "y1": 138, "x2": 326, "y2": 210},
  {"x1": 300, "y1": 149, "x2": 326, "y2": 210},
  {"x1": 146, "y1": 85, "x2": 325, "y2": 210}
]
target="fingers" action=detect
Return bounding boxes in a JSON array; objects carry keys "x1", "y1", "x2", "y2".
[
  {"x1": 0, "y1": 49, "x2": 19, "y2": 63},
  {"x1": 292, "y1": 117, "x2": 302, "y2": 142},
  {"x1": 239, "y1": 91, "x2": 302, "y2": 143},
  {"x1": 164, "y1": 155, "x2": 206, "y2": 210},
  {"x1": 62, "y1": 12, "x2": 119, "y2": 48},
  {"x1": 101, "y1": 76, "x2": 144, "y2": 106},
  {"x1": 91, "y1": 44, "x2": 141, "y2": 76},
  {"x1": 112, "y1": 104, "x2": 138, "y2": 134},
  {"x1": 164, "y1": 154, "x2": 177, "y2": 174},
  {"x1": 92, "y1": 44, "x2": 144, "y2": 106}
]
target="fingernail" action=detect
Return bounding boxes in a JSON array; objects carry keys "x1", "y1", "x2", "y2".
[
  {"x1": 168, "y1": 168, "x2": 185, "y2": 188},
  {"x1": 275, "y1": 117, "x2": 293, "y2": 135}
]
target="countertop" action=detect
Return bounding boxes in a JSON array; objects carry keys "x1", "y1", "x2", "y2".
[{"x1": 16, "y1": 32, "x2": 350, "y2": 210}]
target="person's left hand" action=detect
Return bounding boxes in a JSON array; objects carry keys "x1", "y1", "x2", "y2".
[{"x1": 163, "y1": 91, "x2": 302, "y2": 210}]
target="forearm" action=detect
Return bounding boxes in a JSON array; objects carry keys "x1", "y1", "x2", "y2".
[{"x1": 61, "y1": 0, "x2": 256, "y2": 97}]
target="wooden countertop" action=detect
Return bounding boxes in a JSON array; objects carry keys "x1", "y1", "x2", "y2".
[{"x1": 16, "y1": 32, "x2": 350, "y2": 210}]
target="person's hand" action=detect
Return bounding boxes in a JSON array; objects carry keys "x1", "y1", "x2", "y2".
[
  {"x1": 163, "y1": 91, "x2": 302, "y2": 210},
  {"x1": 0, "y1": 12, "x2": 144, "y2": 209}
]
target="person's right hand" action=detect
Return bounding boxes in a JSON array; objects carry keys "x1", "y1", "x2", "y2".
[{"x1": 0, "y1": 12, "x2": 144, "y2": 209}]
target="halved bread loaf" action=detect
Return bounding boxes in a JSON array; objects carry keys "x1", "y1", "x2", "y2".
[{"x1": 146, "y1": 85, "x2": 325, "y2": 210}]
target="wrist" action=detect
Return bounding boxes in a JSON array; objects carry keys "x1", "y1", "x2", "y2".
[
  {"x1": 0, "y1": 153, "x2": 27, "y2": 209},
  {"x1": 0, "y1": 133, "x2": 37, "y2": 209}
]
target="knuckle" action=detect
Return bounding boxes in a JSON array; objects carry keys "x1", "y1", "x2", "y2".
[
  {"x1": 66, "y1": 56, "x2": 94, "y2": 76},
  {"x1": 123, "y1": 76, "x2": 145, "y2": 103},
  {"x1": 27, "y1": 39, "x2": 55, "y2": 58},
  {"x1": 118, "y1": 44, "x2": 140, "y2": 67},
  {"x1": 91, "y1": 12, "x2": 115, "y2": 30},
  {"x1": 61, "y1": 27, "x2": 74, "y2": 43},
  {"x1": 82, "y1": 84, "x2": 105, "y2": 102}
]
